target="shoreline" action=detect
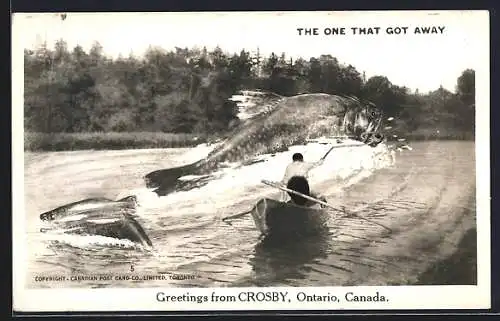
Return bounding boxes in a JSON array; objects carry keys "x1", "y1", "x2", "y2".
[
  {"x1": 24, "y1": 131, "x2": 474, "y2": 152},
  {"x1": 24, "y1": 132, "x2": 208, "y2": 152},
  {"x1": 413, "y1": 227, "x2": 477, "y2": 285}
]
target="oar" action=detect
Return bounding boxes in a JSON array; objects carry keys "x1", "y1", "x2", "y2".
[
  {"x1": 262, "y1": 180, "x2": 333, "y2": 208},
  {"x1": 221, "y1": 209, "x2": 253, "y2": 225},
  {"x1": 261, "y1": 180, "x2": 392, "y2": 232}
]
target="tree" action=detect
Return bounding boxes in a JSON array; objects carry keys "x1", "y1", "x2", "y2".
[
  {"x1": 362, "y1": 76, "x2": 407, "y2": 117},
  {"x1": 454, "y1": 69, "x2": 475, "y2": 132},
  {"x1": 317, "y1": 55, "x2": 341, "y2": 94},
  {"x1": 23, "y1": 39, "x2": 476, "y2": 140},
  {"x1": 338, "y1": 65, "x2": 363, "y2": 97},
  {"x1": 456, "y1": 69, "x2": 475, "y2": 107}
]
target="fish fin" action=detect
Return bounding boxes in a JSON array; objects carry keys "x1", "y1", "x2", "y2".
[
  {"x1": 229, "y1": 89, "x2": 284, "y2": 121},
  {"x1": 121, "y1": 214, "x2": 153, "y2": 247}
]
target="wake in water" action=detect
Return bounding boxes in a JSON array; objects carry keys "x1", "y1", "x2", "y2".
[
  {"x1": 35, "y1": 90, "x2": 412, "y2": 253},
  {"x1": 144, "y1": 91, "x2": 390, "y2": 196},
  {"x1": 27, "y1": 141, "x2": 477, "y2": 289},
  {"x1": 36, "y1": 137, "x2": 401, "y2": 256}
]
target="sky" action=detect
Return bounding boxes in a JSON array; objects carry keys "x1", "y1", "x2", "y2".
[{"x1": 13, "y1": 11, "x2": 489, "y2": 93}]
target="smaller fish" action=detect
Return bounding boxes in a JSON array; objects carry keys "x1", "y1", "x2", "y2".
[{"x1": 39, "y1": 195, "x2": 152, "y2": 247}]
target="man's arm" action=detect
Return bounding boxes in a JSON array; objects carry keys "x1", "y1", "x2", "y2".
[
  {"x1": 305, "y1": 160, "x2": 323, "y2": 173},
  {"x1": 281, "y1": 164, "x2": 291, "y2": 185},
  {"x1": 279, "y1": 165, "x2": 291, "y2": 201}
]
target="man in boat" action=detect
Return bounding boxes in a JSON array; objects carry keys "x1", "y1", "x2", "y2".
[{"x1": 280, "y1": 153, "x2": 327, "y2": 207}]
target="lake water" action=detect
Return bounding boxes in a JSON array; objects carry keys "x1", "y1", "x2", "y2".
[{"x1": 22, "y1": 140, "x2": 476, "y2": 288}]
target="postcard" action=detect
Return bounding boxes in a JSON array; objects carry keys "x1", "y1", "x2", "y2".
[{"x1": 12, "y1": 10, "x2": 490, "y2": 312}]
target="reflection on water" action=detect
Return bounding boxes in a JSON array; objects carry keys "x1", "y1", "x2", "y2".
[{"x1": 246, "y1": 231, "x2": 332, "y2": 286}]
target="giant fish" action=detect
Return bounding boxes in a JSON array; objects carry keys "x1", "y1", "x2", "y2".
[
  {"x1": 145, "y1": 90, "x2": 386, "y2": 196},
  {"x1": 39, "y1": 195, "x2": 153, "y2": 247}
]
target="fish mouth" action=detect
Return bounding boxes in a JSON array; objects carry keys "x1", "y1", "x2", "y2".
[
  {"x1": 366, "y1": 115, "x2": 383, "y2": 134},
  {"x1": 362, "y1": 116, "x2": 385, "y2": 146},
  {"x1": 40, "y1": 210, "x2": 57, "y2": 221}
]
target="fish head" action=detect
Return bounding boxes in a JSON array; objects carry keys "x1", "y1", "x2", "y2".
[
  {"x1": 360, "y1": 102, "x2": 383, "y2": 133},
  {"x1": 40, "y1": 208, "x2": 64, "y2": 221},
  {"x1": 342, "y1": 98, "x2": 385, "y2": 145},
  {"x1": 355, "y1": 101, "x2": 383, "y2": 133}
]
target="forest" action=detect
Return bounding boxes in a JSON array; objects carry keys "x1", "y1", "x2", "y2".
[{"x1": 23, "y1": 40, "x2": 475, "y2": 150}]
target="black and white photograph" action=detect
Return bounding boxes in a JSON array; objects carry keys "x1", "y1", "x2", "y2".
[{"x1": 12, "y1": 11, "x2": 490, "y2": 312}]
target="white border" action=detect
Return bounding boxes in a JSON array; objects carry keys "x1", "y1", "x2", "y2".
[{"x1": 12, "y1": 10, "x2": 491, "y2": 312}]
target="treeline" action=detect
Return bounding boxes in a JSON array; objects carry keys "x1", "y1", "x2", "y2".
[{"x1": 24, "y1": 40, "x2": 475, "y2": 140}]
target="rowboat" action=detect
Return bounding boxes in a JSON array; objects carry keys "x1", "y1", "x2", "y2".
[
  {"x1": 250, "y1": 197, "x2": 329, "y2": 240},
  {"x1": 222, "y1": 176, "x2": 392, "y2": 238}
]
